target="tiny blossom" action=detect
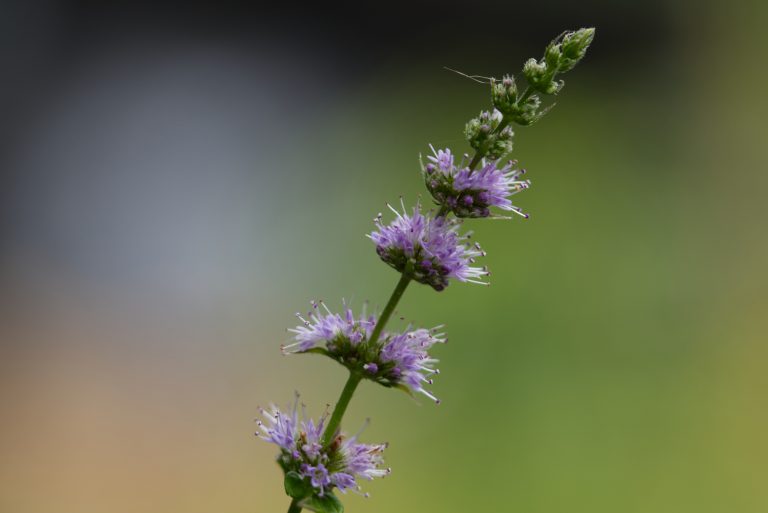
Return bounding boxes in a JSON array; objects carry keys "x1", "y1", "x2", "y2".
[
  {"x1": 423, "y1": 145, "x2": 531, "y2": 219},
  {"x1": 377, "y1": 327, "x2": 444, "y2": 403},
  {"x1": 257, "y1": 396, "x2": 390, "y2": 497},
  {"x1": 283, "y1": 300, "x2": 376, "y2": 354},
  {"x1": 285, "y1": 303, "x2": 445, "y2": 402},
  {"x1": 369, "y1": 201, "x2": 488, "y2": 291}
]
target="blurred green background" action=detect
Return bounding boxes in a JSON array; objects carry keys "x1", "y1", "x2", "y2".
[{"x1": 1, "y1": 1, "x2": 766, "y2": 512}]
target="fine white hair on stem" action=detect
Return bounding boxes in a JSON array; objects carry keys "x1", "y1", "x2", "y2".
[{"x1": 443, "y1": 66, "x2": 496, "y2": 84}]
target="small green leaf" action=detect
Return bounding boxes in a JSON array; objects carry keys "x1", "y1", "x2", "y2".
[
  {"x1": 300, "y1": 492, "x2": 344, "y2": 513},
  {"x1": 276, "y1": 457, "x2": 288, "y2": 472},
  {"x1": 392, "y1": 383, "x2": 416, "y2": 399},
  {"x1": 284, "y1": 471, "x2": 310, "y2": 499},
  {"x1": 302, "y1": 347, "x2": 331, "y2": 357}
]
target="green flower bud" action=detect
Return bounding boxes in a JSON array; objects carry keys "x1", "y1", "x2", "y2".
[
  {"x1": 465, "y1": 109, "x2": 505, "y2": 151},
  {"x1": 523, "y1": 58, "x2": 558, "y2": 95},
  {"x1": 491, "y1": 74, "x2": 518, "y2": 115},
  {"x1": 545, "y1": 43, "x2": 562, "y2": 68},
  {"x1": 523, "y1": 58, "x2": 546, "y2": 83},
  {"x1": 486, "y1": 125, "x2": 514, "y2": 159},
  {"x1": 559, "y1": 27, "x2": 595, "y2": 72},
  {"x1": 508, "y1": 95, "x2": 543, "y2": 126},
  {"x1": 523, "y1": 28, "x2": 594, "y2": 95}
]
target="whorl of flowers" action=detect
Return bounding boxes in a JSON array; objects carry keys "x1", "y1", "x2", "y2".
[
  {"x1": 373, "y1": 327, "x2": 444, "y2": 402},
  {"x1": 284, "y1": 301, "x2": 445, "y2": 402},
  {"x1": 284, "y1": 301, "x2": 376, "y2": 355},
  {"x1": 257, "y1": 397, "x2": 389, "y2": 500},
  {"x1": 423, "y1": 146, "x2": 531, "y2": 219},
  {"x1": 464, "y1": 109, "x2": 515, "y2": 159},
  {"x1": 369, "y1": 202, "x2": 488, "y2": 291}
]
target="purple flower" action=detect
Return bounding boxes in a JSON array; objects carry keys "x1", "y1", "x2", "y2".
[
  {"x1": 423, "y1": 145, "x2": 531, "y2": 218},
  {"x1": 338, "y1": 430, "x2": 389, "y2": 484},
  {"x1": 284, "y1": 302, "x2": 444, "y2": 402},
  {"x1": 301, "y1": 463, "x2": 331, "y2": 496},
  {"x1": 256, "y1": 396, "x2": 390, "y2": 497},
  {"x1": 379, "y1": 327, "x2": 444, "y2": 403},
  {"x1": 283, "y1": 300, "x2": 376, "y2": 354},
  {"x1": 369, "y1": 201, "x2": 488, "y2": 291}
]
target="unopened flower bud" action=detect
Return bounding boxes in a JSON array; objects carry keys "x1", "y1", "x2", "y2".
[
  {"x1": 545, "y1": 42, "x2": 562, "y2": 68},
  {"x1": 559, "y1": 27, "x2": 595, "y2": 71},
  {"x1": 464, "y1": 109, "x2": 504, "y2": 152},
  {"x1": 508, "y1": 95, "x2": 543, "y2": 126},
  {"x1": 523, "y1": 28, "x2": 594, "y2": 96},
  {"x1": 523, "y1": 57, "x2": 561, "y2": 95},
  {"x1": 491, "y1": 74, "x2": 518, "y2": 115},
  {"x1": 523, "y1": 58, "x2": 547, "y2": 84},
  {"x1": 486, "y1": 125, "x2": 514, "y2": 160}
]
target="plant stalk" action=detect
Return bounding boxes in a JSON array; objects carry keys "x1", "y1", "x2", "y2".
[
  {"x1": 321, "y1": 371, "x2": 363, "y2": 446},
  {"x1": 368, "y1": 272, "x2": 412, "y2": 345}
]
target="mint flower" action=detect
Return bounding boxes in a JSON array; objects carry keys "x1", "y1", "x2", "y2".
[
  {"x1": 285, "y1": 302, "x2": 444, "y2": 402},
  {"x1": 370, "y1": 202, "x2": 488, "y2": 290},
  {"x1": 423, "y1": 145, "x2": 530, "y2": 218},
  {"x1": 283, "y1": 301, "x2": 376, "y2": 355},
  {"x1": 257, "y1": 398, "x2": 389, "y2": 501},
  {"x1": 373, "y1": 327, "x2": 443, "y2": 402}
]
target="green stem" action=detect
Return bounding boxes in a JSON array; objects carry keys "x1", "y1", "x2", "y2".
[
  {"x1": 468, "y1": 117, "x2": 510, "y2": 170},
  {"x1": 321, "y1": 370, "x2": 363, "y2": 446},
  {"x1": 368, "y1": 272, "x2": 412, "y2": 345},
  {"x1": 319, "y1": 272, "x2": 412, "y2": 446},
  {"x1": 287, "y1": 498, "x2": 302, "y2": 513}
]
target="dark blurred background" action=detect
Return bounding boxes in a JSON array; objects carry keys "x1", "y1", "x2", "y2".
[{"x1": 1, "y1": 1, "x2": 766, "y2": 512}]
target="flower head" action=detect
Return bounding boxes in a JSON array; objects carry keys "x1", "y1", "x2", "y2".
[
  {"x1": 369, "y1": 201, "x2": 488, "y2": 291},
  {"x1": 373, "y1": 327, "x2": 444, "y2": 402},
  {"x1": 423, "y1": 146, "x2": 530, "y2": 219},
  {"x1": 464, "y1": 109, "x2": 515, "y2": 159},
  {"x1": 257, "y1": 396, "x2": 389, "y2": 498},
  {"x1": 284, "y1": 300, "x2": 376, "y2": 355},
  {"x1": 285, "y1": 302, "x2": 445, "y2": 402}
]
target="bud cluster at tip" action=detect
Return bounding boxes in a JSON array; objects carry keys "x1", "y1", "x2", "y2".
[
  {"x1": 485, "y1": 27, "x2": 595, "y2": 127},
  {"x1": 522, "y1": 27, "x2": 595, "y2": 97}
]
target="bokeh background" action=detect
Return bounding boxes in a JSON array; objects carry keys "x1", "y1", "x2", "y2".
[{"x1": 1, "y1": 1, "x2": 766, "y2": 512}]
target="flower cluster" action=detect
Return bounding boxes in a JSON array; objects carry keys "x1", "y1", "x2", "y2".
[
  {"x1": 465, "y1": 109, "x2": 515, "y2": 159},
  {"x1": 257, "y1": 398, "x2": 389, "y2": 499},
  {"x1": 284, "y1": 301, "x2": 376, "y2": 355},
  {"x1": 523, "y1": 27, "x2": 595, "y2": 95},
  {"x1": 374, "y1": 328, "x2": 443, "y2": 402},
  {"x1": 284, "y1": 301, "x2": 444, "y2": 402},
  {"x1": 423, "y1": 146, "x2": 531, "y2": 218},
  {"x1": 370, "y1": 202, "x2": 488, "y2": 291}
]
